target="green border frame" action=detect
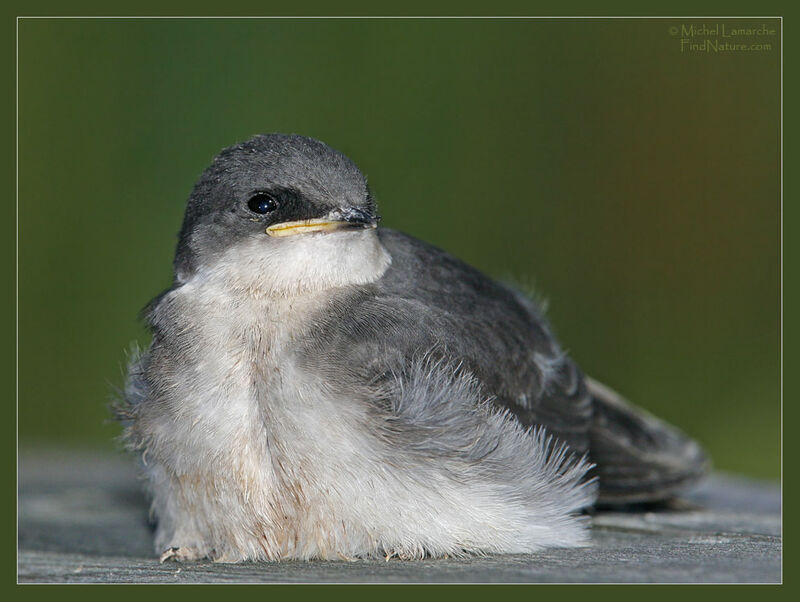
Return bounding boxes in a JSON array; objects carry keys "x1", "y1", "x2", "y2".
[{"x1": 6, "y1": 0, "x2": 789, "y2": 595}]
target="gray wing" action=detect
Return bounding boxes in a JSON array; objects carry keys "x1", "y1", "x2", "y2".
[
  {"x1": 297, "y1": 229, "x2": 594, "y2": 455},
  {"x1": 296, "y1": 229, "x2": 708, "y2": 502}
]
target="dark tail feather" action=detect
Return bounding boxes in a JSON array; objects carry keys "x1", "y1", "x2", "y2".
[{"x1": 586, "y1": 377, "x2": 710, "y2": 505}]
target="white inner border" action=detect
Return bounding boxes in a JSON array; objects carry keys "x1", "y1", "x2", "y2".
[{"x1": 15, "y1": 14, "x2": 784, "y2": 585}]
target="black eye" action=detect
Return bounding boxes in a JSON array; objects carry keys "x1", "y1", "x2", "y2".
[{"x1": 247, "y1": 193, "x2": 278, "y2": 214}]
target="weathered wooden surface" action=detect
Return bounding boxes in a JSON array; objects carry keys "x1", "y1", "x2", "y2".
[{"x1": 18, "y1": 449, "x2": 781, "y2": 583}]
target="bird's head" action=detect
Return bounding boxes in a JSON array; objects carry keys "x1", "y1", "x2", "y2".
[{"x1": 173, "y1": 134, "x2": 390, "y2": 295}]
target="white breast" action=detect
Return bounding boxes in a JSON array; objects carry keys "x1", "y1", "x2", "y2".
[{"x1": 153, "y1": 229, "x2": 391, "y2": 467}]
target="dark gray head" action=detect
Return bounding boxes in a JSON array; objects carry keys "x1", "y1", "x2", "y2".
[{"x1": 174, "y1": 134, "x2": 379, "y2": 282}]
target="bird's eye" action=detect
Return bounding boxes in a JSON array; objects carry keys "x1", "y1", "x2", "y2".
[{"x1": 247, "y1": 193, "x2": 278, "y2": 214}]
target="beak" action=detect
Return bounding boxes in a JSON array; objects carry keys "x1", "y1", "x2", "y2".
[{"x1": 266, "y1": 207, "x2": 380, "y2": 238}]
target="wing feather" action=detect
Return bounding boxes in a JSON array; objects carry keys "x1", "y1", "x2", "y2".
[{"x1": 297, "y1": 229, "x2": 594, "y2": 453}]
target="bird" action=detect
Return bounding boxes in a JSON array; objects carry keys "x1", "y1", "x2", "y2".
[{"x1": 119, "y1": 133, "x2": 708, "y2": 563}]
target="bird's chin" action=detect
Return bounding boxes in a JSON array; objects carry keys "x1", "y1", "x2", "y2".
[
  {"x1": 266, "y1": 218, "x2": 377, "y2": 238},
  {"x1": 197, "y1": 225, "x2": 391, "y2": 297}
]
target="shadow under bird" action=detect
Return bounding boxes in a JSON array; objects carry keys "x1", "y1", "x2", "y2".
[{"x1": 119, "y1": 134, "x2": 708, "y2": 562}]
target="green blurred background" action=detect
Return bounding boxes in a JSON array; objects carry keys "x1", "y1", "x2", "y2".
[{"x1": 18, "y1": 18, "x2": 780, "y2": 478}]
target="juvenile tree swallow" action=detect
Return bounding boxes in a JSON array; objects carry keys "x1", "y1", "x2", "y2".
[{"x1": 120, "y1": 134, "x2": 707, "y2": 562}]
